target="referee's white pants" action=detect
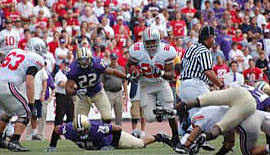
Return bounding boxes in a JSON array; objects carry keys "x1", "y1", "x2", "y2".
[{"x1": 178, "y1": 79, "x2": 210, "y2": 117}]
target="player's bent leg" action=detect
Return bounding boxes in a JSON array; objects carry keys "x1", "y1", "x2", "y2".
[
  {"x1": 199, "y1": 87, "x2": 256, "y2": 133},
  {"x1": 92, "y1": 89, "x2": 112, "y2": 123},
  {"x1": 74, "y1": 96, "x2": 91, "y2": 123},
  {"x1": 131, "y1": 100, "x2": 141, "y2": 129},
  {"x1": 118, "y1": 131, "x2": 144, "y2": 149},
  {"x1": 141, "y1": 93, "x2": 156, "y2": 122}
]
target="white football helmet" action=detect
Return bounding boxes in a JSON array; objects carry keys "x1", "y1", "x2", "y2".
[
  {"x1": 25, "y1": 37, "x2": 47, "y2": 57},
  {"x1": 142, "y1": 27, "x2": 160, "y2": 55},
  {"x1": 76, "y1": 47, "x2": 93, "y2": 68},
  {"x1": 73, "y1": 114, "x2": 91, "y2": 132}
]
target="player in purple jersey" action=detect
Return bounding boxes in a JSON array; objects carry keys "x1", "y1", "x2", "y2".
[
  {"x1": 53, "y1": 115, "x2": 173, "y2": 150},
  {"x1": 65, "y1": 47, "x2": 133, "y2": 124}
]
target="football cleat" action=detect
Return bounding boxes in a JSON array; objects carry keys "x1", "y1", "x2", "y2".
[
  {"x1": 32, "y1": 134, "x2": 42, "y2": 140},
  {"x1": 8, "y1": 141, "x2": 30, "y2": 152},
  {"x1": 46, "y1": 146, "x2": 56, "y2": 152},
  {"x1": 0, "y1": 139, "x2": 8, "y2": 149},
  {"x1": 154, "y1": 132, "x2": 173, "y2": 147},
  {"x1": 189, "y1": 133, "x2": 207, "y2": 155},
  {"x1": 174, "y1": 144, "x2": 189, "y2": 154},
  {"x1": 201, "y1": 142, "x2": 215, "y2": 151}
]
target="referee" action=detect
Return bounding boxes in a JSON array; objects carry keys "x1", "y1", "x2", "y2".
[
  {"x1": 177, "y1": 26, "x2": 223, "y2": 151},
  {"x1": 179, "y1": 26, "x2": 223, "y2": 104}
]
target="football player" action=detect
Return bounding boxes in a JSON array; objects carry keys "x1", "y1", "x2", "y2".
[
  {"x1": 175, "y1": 83, "x2": 270, "y2": 152},
  {"x1": 0, "y1": 37, "x2": 46, "y2": 151},
  {"x1": 127, "y1": 27, "x2": 181, "y2": 150},
  {"x1": 65, "y1": 47, "x2": 131, "y2": 124},
  {"x1": 183, "y1": 107, "x2": 270, "y2": 155},
  {"x1": 53, "y1": 114, "x2": 172, "y2": 151}
]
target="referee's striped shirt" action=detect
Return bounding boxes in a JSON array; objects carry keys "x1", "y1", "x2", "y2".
[{"x1": 180, "y1": 43, "x2": 213, "y2": 84}]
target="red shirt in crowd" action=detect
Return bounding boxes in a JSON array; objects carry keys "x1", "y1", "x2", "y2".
[
  {"x1": 48, "y1": 40, "x2": 59, "y2": 56},
  {"x1": 36, "y1": 17, "x2": 48, "y2": 29},
  {"x1": 113, "y1": 24, "x2": 130, "y2": 36},
  {"x1": 243, "y1": 67, "x2": 262, "y2": 81},
  {"x1": 18, "y1": 38, "x2": 28, "y2": 50},
  {"x1": 175, "y1": 46, "x2": 185, "y2": 60},
  {"x1": 213, "y1": 64, "x2": 229, "y2": 81},
  {"x1": 170, "y1": 20, "x2": 186, "y2": 37},
  {"x1": 54, "y1": 0, "x2": 68, "y2": 17},
  {"x1": 1, "y1": 0, "x2": 13, "y2": 17},
  {"x1": 133, "y1": 25, "x2": 145, "y2": 42},
  {"x1": 5, "y1": 11, "x2": 20, "y2": 21},
  {"x1": 66, "y1": 18, "x2": 79, "y2": 26},
  {"x1": 115, "y1": 34, "x2": 129, "y2": 49},
  {"x1": 181, "y1": 7, "x2": 197, "y2": 15}
]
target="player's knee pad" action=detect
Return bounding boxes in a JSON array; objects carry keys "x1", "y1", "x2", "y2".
[
  {"x1": 131, "y1": 119, "x2": 139, "y2": 124},
  {"x1": 16, "y1": 116, "x2": 29, "y2": 126},
  {"x1": 0, "y1": 115, "x2": 11, "y2": 123}
]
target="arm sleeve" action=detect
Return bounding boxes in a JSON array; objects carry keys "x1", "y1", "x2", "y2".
[
  {"x1": 26, "y1": 66, "x2": 39, "y2": 76},
  {"x1": 198, "y1": 51, "x2": 213, "y2": 71}
]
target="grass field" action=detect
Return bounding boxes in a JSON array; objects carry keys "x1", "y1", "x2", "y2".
[{"x1": 0, "y1": 134, "x2": 266, "y2": 155}]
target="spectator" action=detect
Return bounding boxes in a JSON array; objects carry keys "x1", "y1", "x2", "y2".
[
  {"x1": 65, "y1": 9, "x2": 79, "y2": 28},
  {"x1": 99, "y1": 2, "x2": 116, "y2": 27},
  {"x1": 133, "y1": 16, "x2": 146, "y2": 42},
  {"x1": 201, "y1": 0, "x2": 214, "y2": 24},
  {"x1": 36, "y1": 10, "x2": 48, "y2": 29},
  {"x1": 211, "y1": 43, "x2": 225, "y2": 64},
  {"x1": 173, "y1": 37, "x2": 185, "y2": 60},
  {"x1": 142, "y1": 0, "x2": 161, "y2": 14},
  {"x1": 169, "y1": 12, "x2": 186, "y2": 38},
  {"x1": 113, "y1": 16, "x2": 130, "y2": 36},
  {"x1": 48, "y1": 31, "x2": 59, "y2": 56},
  {"x1": 102, "y1": 53, "x2": 128, "y2": 126},
  {"x1": 78, "y1": 5, "x2": 99, "y2": 24},
  {"x1": 243, "y1": 58, "x2": 263, "y2": 86},
  {"x1": 224, "y1": 61, "x2": 245, "y2": 88},
  {"x1": 240, "y1": 15, "x2": 251, "y2": 34},
  {"x1": 213, "y1": 55, "x2": 229, "y2": 81},
  {"x1": 18, "y1": 29, "x2": 31, "y2": 50},
  {"x1": 213, "y1": 0, "x2": 225, "y2": 20},
  {"x1": 0, "y1": 8, "x2": 4, "y2": 31},
  {"x1": 215, "y1": 25, "x2": 232, "y2": 60},
  {"x1": 5, "y1": 4, "x2": 20, "y2": 22},
  {"x1": 54, "y1": 38, "x2": 68, "y2": 75},
  {"x1": 166, "y1": 0, "x2": 177, "y2": 20},
  {"x1": 242, "y1": 47, "x2": 253, "y2": 70},
  {"x1": 232, "y1": 29, "x2": 243, "y2": 48},
  {"x1": 100, "y1": 15, "x2": 114, "y2": 39},
  {"x1": 181, "y1": 0, "x2": 197, "y2": 19},
  {"x1": 151, "y1": 15, "x2": 167, "y2": 38},
  {"x1": 54, "y1": 0, "x2": 68, "y2": 19},
  {"x1": 115, "y1": 26, "x2": 130, "y2": 49},
  {"x1": 254, "y1": 7, "x2": 267, "y2": 29},
  {"x1": 229, "y1": 42, "x2": 244, "y2": 72},
  {"x1": 34, "y1": 0, "x2": 51, "y2": 18},
  {"x1": 256, "y1": 52, "x2": 270, "y2": 80},
  {"x1": 249, "y1": 17, "x2": 262, "y2": 37},
  {"x1": 18, "y1": 0, "x2": 34, "y2": 22},
  {"x1": 93, "y1": 0, "x2": 104, "y2": 17}
]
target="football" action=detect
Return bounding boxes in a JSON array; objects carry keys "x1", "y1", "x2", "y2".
[{"x1": 129, "y1": 65, "x2": 141, "y2": 77}]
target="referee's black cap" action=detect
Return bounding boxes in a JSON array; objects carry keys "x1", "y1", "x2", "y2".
[{"x1": 198, "y1": 26, "x2": 215, "y2": 43}]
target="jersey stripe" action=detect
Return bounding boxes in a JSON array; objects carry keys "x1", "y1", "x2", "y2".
[{"x1": 180, "y1": 43, "x2": 213, "y2": 84}]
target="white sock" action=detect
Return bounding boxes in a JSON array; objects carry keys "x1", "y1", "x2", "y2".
[{"x1": 32, "y1": 129, "x2": 37, "y2": 135}]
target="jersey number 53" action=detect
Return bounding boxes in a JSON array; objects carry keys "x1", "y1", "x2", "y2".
[{"x1": 2, "y1": 51, "x2": 25, "y2": 70}]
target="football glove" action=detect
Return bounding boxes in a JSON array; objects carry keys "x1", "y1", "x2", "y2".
[{"x1": 28, "y1": 103, "x2": 37, "y2": 118}]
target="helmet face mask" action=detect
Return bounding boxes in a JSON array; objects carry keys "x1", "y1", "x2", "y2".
[
  {"x1": 76, "y1": 47, "x2": 93, "y2": 68},
  {"x1": 143, "y1": 27, "x2": 160, "y2": 55}
]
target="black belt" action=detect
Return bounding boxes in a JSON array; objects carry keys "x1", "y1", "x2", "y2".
[{"x1": 105, "y1": 88, "x2": 122, "y2": 92}]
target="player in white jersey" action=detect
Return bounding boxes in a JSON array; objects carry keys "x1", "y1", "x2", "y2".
[
  {"x1": 0, "y1": 20, "x2": 20, "y2": 59},
  {"x1": 127, "y1": 27, "x2": 181, "y2": 150},
  {"x1": 0, "y1": 37, "x2": 46, "y2": 152},
  {"x1": 183, "y1": 106, "x2": 270, "y2": 155}
]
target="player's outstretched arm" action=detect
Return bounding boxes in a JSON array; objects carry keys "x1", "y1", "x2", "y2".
[
  {"x1": 204, "y1": 70, "x2": 224, "y2": 89},
  {"x1": 104, "y1": 67, "x2": 128, "y2": 80}
]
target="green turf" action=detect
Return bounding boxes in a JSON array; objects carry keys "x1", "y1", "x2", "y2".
[{"x1": 0, "y1": 135, "x2": 266, "y2": 155}]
